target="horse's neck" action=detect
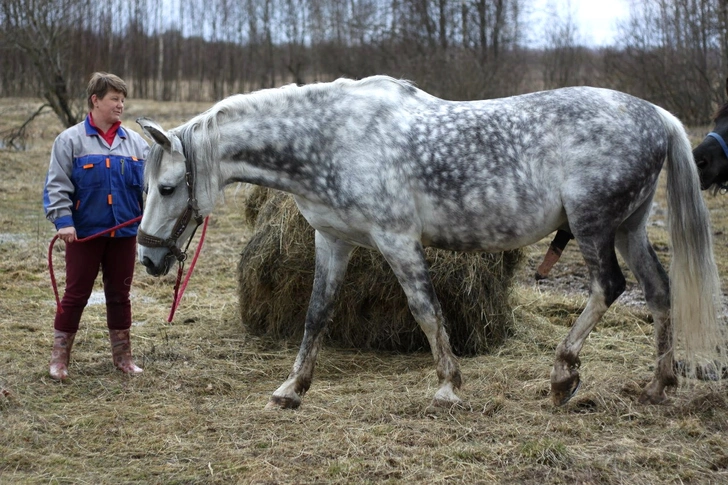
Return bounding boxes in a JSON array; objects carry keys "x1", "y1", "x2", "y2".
[
  {"x1": 217, "y1": 109, "x2": 327, "y2": 197},
  {"x1": 216, "y1": 82, "x2": 417, "y2": 199}
]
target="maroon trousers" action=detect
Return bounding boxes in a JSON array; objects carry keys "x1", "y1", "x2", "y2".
[{"x1": 54, "y1": 236, "x2": 137, "y2": 333}]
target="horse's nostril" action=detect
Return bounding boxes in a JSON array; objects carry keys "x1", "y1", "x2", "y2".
[{"x1": 142, "y1": 256, "x2": 154, "y2": 268}]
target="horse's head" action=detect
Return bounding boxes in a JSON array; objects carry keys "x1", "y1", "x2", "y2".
[
  {"x1": 694, "y1": 118, "x2": 728, "y2": 192},
  {"x1": 694, "y1": 80, "x2": 728, "y2": 192},
  {"x1": 136, "y1": 117, "x2": 208, "y2": 276}
]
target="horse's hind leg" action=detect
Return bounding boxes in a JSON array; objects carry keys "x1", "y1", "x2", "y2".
[
  {"x1": 266, "y1": 231, "x2": 354, "y2": 410},
  {"x1": 615, "y1": 224, "x2": 676, "y2": 404},
  {"x1": 551, "y1": 233, "x2": 626, "y2": 405},
  {"x1": 375, "y1": 235, "x2": 462, "y2": 407},
  {"x1": 535, "y1": 227, "x2": 573, "y2": 280}
]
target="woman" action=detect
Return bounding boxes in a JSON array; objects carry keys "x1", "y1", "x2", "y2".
[{"x1": 43, "y1": 72, "x2": 149, "y2": 380}]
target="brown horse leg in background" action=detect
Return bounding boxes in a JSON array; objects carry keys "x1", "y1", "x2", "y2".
[{"x1": 535, "y1": 229, "x2": 574, "y2": 280}]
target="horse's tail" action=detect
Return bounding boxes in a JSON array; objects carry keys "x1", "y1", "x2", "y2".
[{"x1": 659, "y1": 106, "x2": 726, "y2": 375}]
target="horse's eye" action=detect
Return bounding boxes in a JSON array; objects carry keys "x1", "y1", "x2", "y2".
[{"x1": 159, "y1": 186, "x2": 175, "y2": 196}]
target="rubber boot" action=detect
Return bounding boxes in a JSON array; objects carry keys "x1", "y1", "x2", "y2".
[
  {"x1": 49, "y1": 330, "x2": 76, "y2": 380},
  {"x1": 109, "y1": 329, "x2": 143, "y2": 374}
]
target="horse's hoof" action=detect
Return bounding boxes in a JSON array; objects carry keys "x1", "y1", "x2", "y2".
[
  {"x1": 431, "y1": 382, "x2": 463, "y2": 409},
  {"x1": 638, "y1": 379, "x2": 671, "y2": 405},
  {"x1": 551, "y1": 375, "x2": 581, "y2": 406},
  {"x1": 430, "y1": 396, "x2": 466, "y2": 409},
  {"x1": 265, "y1": 394, "x2": 301, "y2": 410},
  {"x1": 427, "y1": 397, "x2": 470, "y2": 415},
  {"x1": 638, "y1": 390, "x2": 669, "y2": 405},
  {"x1": 638, "y1": 385, "x2": 669, "y2": 404},
  {"x1": 431, "y1": 384, "x2": 465, "y2": 410}
]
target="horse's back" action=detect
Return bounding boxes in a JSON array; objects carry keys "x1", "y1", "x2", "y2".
[{"x1": 379, "y1": 86, "x2": 667, "y2": 251}]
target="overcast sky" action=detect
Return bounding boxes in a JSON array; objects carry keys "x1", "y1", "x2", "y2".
[{"x1": 529, "y1": 0, "x2": 631, "y2": 46}]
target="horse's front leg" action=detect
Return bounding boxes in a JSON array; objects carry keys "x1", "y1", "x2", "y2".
[
  {"x1": 375, "y1": 234, "x2": 463, "y2": 408},
  {"x1": 266, "y1": 231, "x2": 354, "y2": 410}
]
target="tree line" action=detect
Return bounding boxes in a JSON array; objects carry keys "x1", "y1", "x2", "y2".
[{"x1": 1, "y1": 0, "x2": 728, "y2": 132}]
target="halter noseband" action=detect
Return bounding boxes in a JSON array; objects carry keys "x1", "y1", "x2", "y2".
[
  {"x1": 706, "y1": 132, "x2": 728, "y2": 193},
  {"x1": 137, "y1": 158, "x2": 204, "y2": 262}
]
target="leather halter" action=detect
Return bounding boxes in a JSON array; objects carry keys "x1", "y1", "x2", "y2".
[
  {"x1": 707, "y1": 131, "x2": 728, "y2": 159},
  {"x1": 137, "y1": 157, "x2": 204, "y2": 262},
  {"x1": 705, "y1": 131, "x2": 728, "y2": 193}
]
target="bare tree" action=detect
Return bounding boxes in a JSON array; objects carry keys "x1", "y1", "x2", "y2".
[
  {"x1": 541, "y1": 0, "x2": 589, "y2": 89},
  {"x1": 613, "y1": 0, "x2": 722, "y2": 123},
  {"x1": 0, "y1": 0, "x2": 88, "y2": 128}
]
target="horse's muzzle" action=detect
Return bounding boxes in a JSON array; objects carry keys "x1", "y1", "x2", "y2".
[{"x1": 141, "y1": 253, "x2": 175, "y2": 276}]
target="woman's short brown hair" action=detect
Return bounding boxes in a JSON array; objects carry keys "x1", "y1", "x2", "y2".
[{"x1": 86, "y1": 72, "x2": 128, "y2": 110}]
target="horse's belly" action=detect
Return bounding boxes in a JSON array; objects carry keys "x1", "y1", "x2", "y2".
[
  {"x1": 295, "y1": 195, "x2": 565, "y2": 253},
  {"x1": 420, "y1": 204, "x2": 565, "y2": 252},
  {"x1": 422, "y1": 224, "x2": 549, "y2": 252}
]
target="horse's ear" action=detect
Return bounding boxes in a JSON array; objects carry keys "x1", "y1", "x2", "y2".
[{"x1": 137, "y1": 117, "x2": 174, "y2": 152}]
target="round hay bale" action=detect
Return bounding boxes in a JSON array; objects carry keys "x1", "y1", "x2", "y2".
[{"x1": 237, "y1": 187, "x2": 523, "y2": 356}]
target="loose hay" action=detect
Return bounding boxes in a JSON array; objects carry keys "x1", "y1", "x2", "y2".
[
  {"x1": 5, "y1": 100, "x2": 728, "y2": 484},
  {"x1": 237, "y1": 187, "x2": 523, "y2": 355}
]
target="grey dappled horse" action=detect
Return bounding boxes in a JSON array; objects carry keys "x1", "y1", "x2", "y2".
[{"x1": 136, "y1": 76, "x2": 725, "y2": 410}]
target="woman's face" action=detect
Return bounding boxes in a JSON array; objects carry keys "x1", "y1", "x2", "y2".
[{"x1": 92, "y1": 89, "x2": 125, "y2": 127}]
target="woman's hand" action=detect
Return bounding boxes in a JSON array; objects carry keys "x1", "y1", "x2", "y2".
[{"x1": 57, "y1": 226, "x2": 77, "y2": 243}]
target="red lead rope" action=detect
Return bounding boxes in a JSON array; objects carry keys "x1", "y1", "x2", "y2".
[
  {"x1": 48, "y1": 215, "x2": 209, "y2": 323},
  {"x1": 167, "y1": 216, "x2": 208, "y2": 322},
  {"x1": 48, "y1": 216, "x2": 142, "y2": 314}
]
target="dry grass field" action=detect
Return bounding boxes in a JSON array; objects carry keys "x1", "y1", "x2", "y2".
[{"x1": 1, "y1": 96, "x2": 728, "y2": 484}]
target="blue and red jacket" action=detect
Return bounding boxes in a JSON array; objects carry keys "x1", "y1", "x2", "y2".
[{"x1": 43, "y1": 115, "x2": 149, "y2": 238}]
